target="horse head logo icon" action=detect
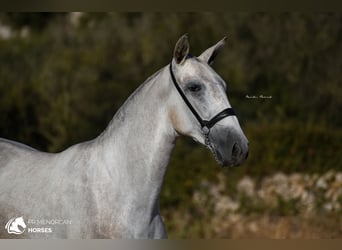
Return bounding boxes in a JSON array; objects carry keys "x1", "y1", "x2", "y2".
[{"x1": 5, "y1": 216, "x2": 27, "y2": 235}]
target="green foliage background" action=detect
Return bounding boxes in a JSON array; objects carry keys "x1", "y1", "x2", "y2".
[{"x1": 0, "y1": 13, "x2": 341, "y2": 236}]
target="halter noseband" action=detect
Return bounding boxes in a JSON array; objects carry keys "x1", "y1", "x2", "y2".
[{"x1": 169, "y1": 63, "x2": 236, "y2": 137}]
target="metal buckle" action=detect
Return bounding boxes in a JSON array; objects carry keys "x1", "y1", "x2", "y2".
[{"x1": 202, "y1": 126, "x2": 210, "y2": 135}]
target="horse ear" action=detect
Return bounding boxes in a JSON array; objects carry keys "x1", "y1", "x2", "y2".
[
  {"x1": 199, "y1": 37, "x2": 226, "y2": 65},
  {"x1": 173, "y1": 34, "x2": 190, "y2": 65}
]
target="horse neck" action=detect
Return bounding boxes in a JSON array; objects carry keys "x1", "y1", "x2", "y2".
[{"x1": 93, "y1": 66, "x2": 177, "y2": 206}]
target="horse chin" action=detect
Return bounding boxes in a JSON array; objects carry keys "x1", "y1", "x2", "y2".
[
  {"x1": 208, "y1": 146, "x2": 239, "y2": 168},
  {"x1": 207, "y1": 145, "x2": 228, "y2": 168}
]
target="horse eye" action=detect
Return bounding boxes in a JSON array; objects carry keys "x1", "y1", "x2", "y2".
[{"x1": 188, "y1": 84, "x2": 202, "y2": 92}]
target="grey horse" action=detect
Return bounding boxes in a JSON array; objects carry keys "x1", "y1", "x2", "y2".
[{"x1": 0, "y1": 35, "x2": 248, "y2": 238}]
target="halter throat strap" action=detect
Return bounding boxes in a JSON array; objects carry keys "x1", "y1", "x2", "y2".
[{"x1": 169, "y1": 63, "x2": 236, "y2": 134}]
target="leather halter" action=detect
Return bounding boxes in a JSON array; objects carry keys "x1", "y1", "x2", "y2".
[{"x1": 169, "y1": 63, "x2": 236, "y2": 136}]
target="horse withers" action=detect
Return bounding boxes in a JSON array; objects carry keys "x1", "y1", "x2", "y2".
[{"x1": 0, "y1": 35, "x2": 248, "y2": 238}]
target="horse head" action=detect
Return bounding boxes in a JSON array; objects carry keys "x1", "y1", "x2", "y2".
[{"x1": 169, "y1": 34, "x2": 249, "y2": 167}]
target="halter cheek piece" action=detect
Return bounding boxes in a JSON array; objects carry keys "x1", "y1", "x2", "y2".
[{"x1": 169, "y1": 63, "x2": 236, "y2": 140}]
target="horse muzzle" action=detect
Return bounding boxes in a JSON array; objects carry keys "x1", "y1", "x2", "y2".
[{"x1": 208, "y1": 127, "x2": 249, "y2": 167}]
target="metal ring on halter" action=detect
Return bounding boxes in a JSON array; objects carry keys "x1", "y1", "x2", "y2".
[{"x1": 202, "y1": 126, "x2": 210, "y2": 135}]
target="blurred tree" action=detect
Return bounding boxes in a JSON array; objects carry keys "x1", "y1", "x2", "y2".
[{"x1": 0, "y1": 13, "x2": 66, "y2": 32}]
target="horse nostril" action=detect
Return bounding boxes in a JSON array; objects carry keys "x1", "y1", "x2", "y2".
[{"x1": 232, "y1": 143, "x2": 240, "y2": 158}]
